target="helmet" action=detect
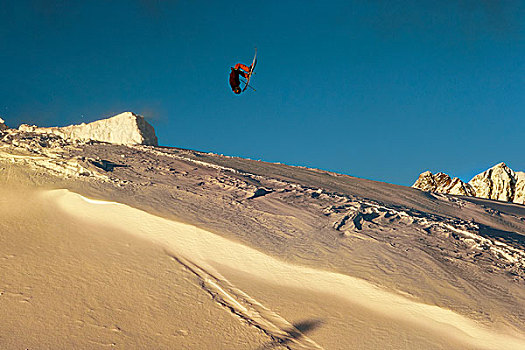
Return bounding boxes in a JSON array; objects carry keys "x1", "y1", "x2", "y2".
[{"x1": 233, "y1": 86, "x2": 242, "y2": 94}]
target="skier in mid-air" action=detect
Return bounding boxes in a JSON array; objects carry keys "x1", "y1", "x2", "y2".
[
  {"x1": 229, "y1": 63, "x2": 252, "y2": 94},
  {"x1": 229, "y1": 48, "x2": 257, "y2": 94}
]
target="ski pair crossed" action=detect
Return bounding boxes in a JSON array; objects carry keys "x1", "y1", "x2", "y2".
[{"x1": 240, "y1": 78, "x2": 256, "y2": 91}]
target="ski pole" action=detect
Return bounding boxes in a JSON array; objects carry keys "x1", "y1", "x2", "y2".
[{"x1": 240, "y1": 78, "x2": 257, "y2": 91}]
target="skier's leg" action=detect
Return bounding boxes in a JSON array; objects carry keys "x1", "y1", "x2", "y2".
[{"x1": 234, "y1": 63, "x2": 251, "y2": 73}]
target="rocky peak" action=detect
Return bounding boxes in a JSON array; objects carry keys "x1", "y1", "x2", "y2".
[
  {"x1": 412, "y1": 171, "x2": 448, "y2": 191},
  {"x1": 18, "y1": 112, "x2": 158, "y2": 146},
  {"x1": 412, "y1": 171, "x2": 437, "y2": 191},
  {"x1": 468, "y1": 162, "x2": 516, "y2": 202},
  {"x1": 413, "y1": 163, "x2": 525, "y2": 205},
  {"x1": 412, "y1": 171, "x2": 475, "y2": 196},
  {"x1": 447, "y1": 177, "x2": 477, "y2": 196}
]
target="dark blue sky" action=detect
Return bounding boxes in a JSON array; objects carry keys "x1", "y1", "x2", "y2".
[{"x1": 2, "y1": 1, "x2": 524, "y2": 185}]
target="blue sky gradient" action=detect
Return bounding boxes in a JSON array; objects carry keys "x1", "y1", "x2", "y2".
[{"x1": 1, "y1": 1, "x2": 524, "y2": 185}]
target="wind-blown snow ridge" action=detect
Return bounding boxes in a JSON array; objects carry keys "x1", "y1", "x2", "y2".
[
  {"x1": 326, "y1": 197, "x2": 525, "y2": 273},
  {"x1": 136, "y1": 146, "x2": 525, "y2": 277},
  {"x1": 18, "y1": 112, "x2": 158, "y2": 146}
]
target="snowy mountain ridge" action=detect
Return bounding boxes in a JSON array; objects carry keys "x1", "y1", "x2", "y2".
[{"x1": 413, "y1": 162, "x2": 525, "y2": 204}]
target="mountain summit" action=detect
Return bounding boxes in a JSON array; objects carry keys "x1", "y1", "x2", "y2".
[{"x1": 413, "y1": 162, "x2": 525, "y2": 204}]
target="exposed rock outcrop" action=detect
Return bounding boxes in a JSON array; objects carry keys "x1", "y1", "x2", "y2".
[
  {"x1": 413, "y1": 162, "x2": 525, "y2": 204},
  {"x1": 19, "y1": 112, "x2": 158, "y2": 146},
  {"x1": 412, "y1": 171, "x2": 475, "y2": 196},
  {"x1": 412, "y1": 171, "x2": 446, "y2": 192},
  {"x1": 0, "y1": 117, "x2": 7, "y2": 131},
  {"x1": 449, "y1": 177, "x2": 477, "y2": 196},
  {"x1": 515, "y1": 172, "x2": 525, "y2": 204}
]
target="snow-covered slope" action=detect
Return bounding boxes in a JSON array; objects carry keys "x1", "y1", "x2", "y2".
[
  {"x1": 1, "y1": 118, "x2": 525, "y2": 349},
  {"x1": 414, "y1": 162, "x2": 525, "y2": 205}
]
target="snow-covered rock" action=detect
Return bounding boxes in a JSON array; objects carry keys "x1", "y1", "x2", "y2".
[
  {"x1": 412, "y1": 171, "x2": 447, "y2": 192},
  {"x1": 19, "y1": 112, "x2": 158, "y2": 146},
  {"x1": 412, "y1": 171, "x2": 475, "y2": 196},
  {"x1": 0, "y1": 117, "x2": 7, "y2": 131},
  {"x1": 413, "y1": 163, "x2": 525, "y2": 204},
  {"x1": 511, "y1": 172, "x2": 525, "y2": 205},
  {"x1": 447, "y1": 177, "x2": 476, "y2": 196},
  {"x1": 468, "y1": 163, "x2": 516, "y2": 202},
  {"x1": 412, "y1": 171, "x2": 436, "y2": 192}
]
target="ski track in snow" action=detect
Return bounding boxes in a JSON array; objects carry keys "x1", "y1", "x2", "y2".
[{"x1": 44, "y1": 189, "x2": 525, "y2": 350}]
